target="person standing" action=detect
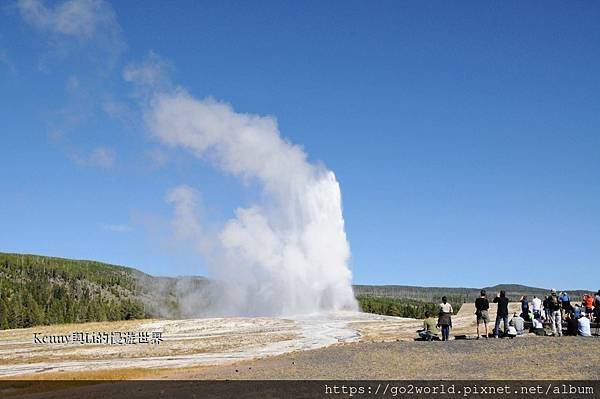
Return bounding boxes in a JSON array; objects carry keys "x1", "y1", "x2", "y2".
[
  {"x1": 520, "y1": 296, "x2": 530, "y2": 321},
  {"x1": 493, "y1": 290, "x2": 509, "y2": 338},
  {"x1": 549, "y1": 289, "x2": 562, "y2": 337},
  {"x1": 594, "y1": 290, "x2": 600, "y2": 322},
  {"x1": 543, "y1": 296, "x2": 552, "y2": 322},
  {"x1": 437, "y1": 296, "x2": 453, "y2": 341},
  {"x1": 559, "y1": 291, "x2": 571, "y2": 319},
  {"x1": 475, "y1": 290, "x2": 490, "y2": 339},
  {"x1": 531, "y1": 295, "x2": 542, "y2": 320},
  {"x1": 583, "y1": 293, "x2": 594, "y2": 317}
]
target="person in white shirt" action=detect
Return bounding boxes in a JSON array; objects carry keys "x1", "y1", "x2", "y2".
[
  {"x1": 531, "y1": 296, "x2": 542, "y2": 319},
  {"x1": 506, "y1": 325, "x2": 517, "y2": 338},
  {"x1": 437, "y1": 296, "x2": 453, "y2": 341},
  {"x1": 531, "y1": 317, "x2": 545, "y2": 336},
  {"x1": 578, "y1": 313, "x2": 592, "y2": 337}
]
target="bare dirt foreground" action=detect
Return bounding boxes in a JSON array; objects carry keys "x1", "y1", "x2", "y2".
[
  {"x1": 173, "y1": 337, "x2": 600, "y2": 380},
  {"x1": 0, "y1": 303, "x2": 598, "y2": 382}
]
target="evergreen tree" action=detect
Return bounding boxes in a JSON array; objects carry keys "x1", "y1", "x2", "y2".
[
  {"x1": 0, "y1": 252, "x2": 149, "y2": 329},
  {"x1": 97, "y1": 301, "x2": 108, "y2": 322},
  {"x1": 9, "y1": 297, "x2": 24, "y2": 329},
  {"x1": 46, "y1": 300, "x2": 65, "y2": 325},
  {"x1": 0, "y1": 298, "x2": 9, "y2": 330},
  {"x1": 24, "y1": 294, "x2": 44, "y2": 327}
]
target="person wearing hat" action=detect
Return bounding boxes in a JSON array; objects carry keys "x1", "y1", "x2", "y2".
[{"x1": 549, "y1": 289, "x2": 562, "y2": 337}]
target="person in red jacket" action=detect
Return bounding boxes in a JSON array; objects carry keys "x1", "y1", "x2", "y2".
[{"x1": 583, "y1": 294, "x2": 594, "y2": 316}]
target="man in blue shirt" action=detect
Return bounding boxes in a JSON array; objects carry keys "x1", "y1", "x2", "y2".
[{"x1": 559, "y1": 291, "x2": 571, "y2": 319}]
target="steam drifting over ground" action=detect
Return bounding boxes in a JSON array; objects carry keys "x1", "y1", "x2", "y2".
[{"x1": 128, "y1": 57, "x2": 357, "y2": 316}]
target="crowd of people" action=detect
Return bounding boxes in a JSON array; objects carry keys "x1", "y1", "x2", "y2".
[{"x1": 418, "y1": 289, "x2": 600, "y2": 341}]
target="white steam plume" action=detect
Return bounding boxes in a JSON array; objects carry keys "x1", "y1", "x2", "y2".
[{"x1": 134, "y1": 64, "x2": 357, "y2": 315}]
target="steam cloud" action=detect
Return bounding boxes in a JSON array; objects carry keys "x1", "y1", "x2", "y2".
[
  {"x1": 138, "y1": 75, "x2": 357, "y2": 315},
  {"x1": 18, "y1": 0, "x2": 356, "y2": 317}
]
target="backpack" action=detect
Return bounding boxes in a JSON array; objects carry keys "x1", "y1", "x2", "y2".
[{"x1": 550, "y1": 295, "x2": 560, "y2": 311}]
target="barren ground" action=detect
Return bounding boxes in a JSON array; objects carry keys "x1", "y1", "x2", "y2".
[{"x1": 0, "y1": 303, "x2": 597, "y2": 381}]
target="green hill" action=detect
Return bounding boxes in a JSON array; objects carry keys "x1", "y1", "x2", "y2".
[
  {"x1": 0, "y1": 252, "x2": 214, "y2": 330},
  {"x1": 0, "y1": 252, "x2": 146, "y2": 329}
]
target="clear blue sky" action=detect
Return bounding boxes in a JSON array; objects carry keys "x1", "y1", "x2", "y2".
[{"x1": 1, "y1": 1, "x2": 598, "y2": 290}]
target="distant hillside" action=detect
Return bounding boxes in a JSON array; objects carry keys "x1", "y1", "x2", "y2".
[
  {"x1": 352, "y1": 284, "x2": 591, "y2": 303},
  {"x1": 0, "y1": 252, "x2": 594, "y2": 330}
]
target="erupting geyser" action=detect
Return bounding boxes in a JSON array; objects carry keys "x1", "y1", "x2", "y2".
[{"x1": 146, "y1": 88, "x2": 358, "y2": 316}]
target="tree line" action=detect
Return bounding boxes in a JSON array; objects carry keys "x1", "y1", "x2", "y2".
[
  {"x1": 357, "y1": 295, "x2": 463, "y2": 318},
  {"x1": 0, "y1": 253, "x2": 145, "y2": 330}
]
